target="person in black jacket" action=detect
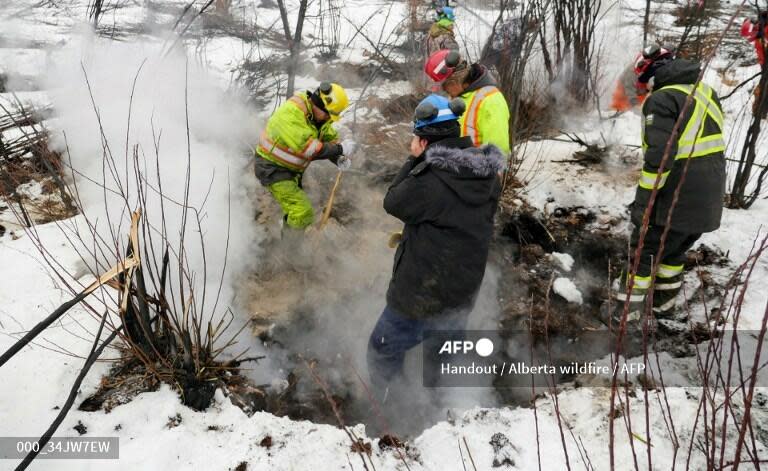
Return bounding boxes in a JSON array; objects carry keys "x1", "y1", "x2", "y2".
[
  {"x1": 608, "y1": 46, "x2": 726, "y2": 323},
  {"x1": 367, "y1": 94, "x2": 503, "y2": 392}
]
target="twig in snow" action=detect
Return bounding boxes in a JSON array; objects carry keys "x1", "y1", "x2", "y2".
[
  {"x1": 720, "y1": 71, "x2": 761, "y2": 101},
  {"x1": 15, "y1": 311, "x2": 122, "y2": 470},
  {"x1": 462, "y1": 436, "x2": 478, "y2": 471}
]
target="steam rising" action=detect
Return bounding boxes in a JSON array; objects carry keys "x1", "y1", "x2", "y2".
[
  {"x1": 44, "y1": 31, "x2": 261, "y2": 326},
  {"x1": 42, "y1": 30, "x2": 503, "y2": 435}
]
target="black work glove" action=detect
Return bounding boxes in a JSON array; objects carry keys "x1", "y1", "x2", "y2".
[{"x1": 313, "y1": 142, "x2": 343, "y2": 162}]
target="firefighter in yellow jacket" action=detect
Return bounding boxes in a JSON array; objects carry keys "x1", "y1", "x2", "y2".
[
  {"x1": 424, "y1": 50, "x2": 510, "y2": 155},
  {"x1": 255, "y1": 82, "x2": 355, "y2": 231}
]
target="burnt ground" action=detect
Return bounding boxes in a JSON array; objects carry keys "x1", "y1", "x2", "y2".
[
  {"x1": 0, "y1": 104, "x2": 77, "y2": 229},
  {"x1": 71, "y1": 94, "x2": 735, "y2": 441},
  {"x1": 235, "y1": 111, "x2": 735, "y2": 437}
]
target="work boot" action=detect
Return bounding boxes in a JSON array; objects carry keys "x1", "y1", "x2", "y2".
[
  {"x1": 598, "y1": 274, "x2": 649, "y2": 329},
  {"x1": 598, "y1": 298, "x2": 644, "y2": 330},
  {"x1": 652, "y1": 275, "x2": 682, "y2": 319}
]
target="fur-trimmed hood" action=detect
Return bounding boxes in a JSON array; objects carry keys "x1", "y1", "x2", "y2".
[
  {"x1": 424, "y1": 140, "x2": 504, "y2": 205},
  {"x1": 426, "y1": 142, "x2": 505, "y2": 176}
]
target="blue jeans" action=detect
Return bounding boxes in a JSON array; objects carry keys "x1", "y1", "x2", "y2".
[{"x1": 367, "y1": 304, "x2": 470, "y2": 390}]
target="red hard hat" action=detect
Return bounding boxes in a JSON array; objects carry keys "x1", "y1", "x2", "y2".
[
  {"x1": 424, "y1": 49, "x2": 461, "y2": 82},
  {"x1": 633, "y1": 45, "x2": 674, "y2": 83}
]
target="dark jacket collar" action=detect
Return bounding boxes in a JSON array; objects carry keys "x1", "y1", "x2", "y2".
[
  {"x1": 426, "y1": 136, "x2": 473, "y2": 151},
  {"x1": 463, "y1": 64, "x2": 499, "y2": 94}
]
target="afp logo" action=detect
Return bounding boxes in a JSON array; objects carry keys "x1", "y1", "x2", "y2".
[{"x1": 438, "y1": 338, "x2": 494, "y2": 357}]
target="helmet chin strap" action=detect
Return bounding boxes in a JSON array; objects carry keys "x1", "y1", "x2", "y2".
[
  {"x1": 309, "y1": 91, "x2": 326, "y2": 112},
  {"x1": 305, "y1": 93, "x2": 328, "y2": 127}
]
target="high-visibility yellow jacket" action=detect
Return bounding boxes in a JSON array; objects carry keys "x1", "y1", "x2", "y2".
[
  {"x1": 256, "y1": 92, "x2": 339, "y2": 173},
  {"x1": 458, "y1": 71, "x2": 510, "y2": 155},
  {"x1": 633, "y1": 59, "x2": 725, "y2": 234}
]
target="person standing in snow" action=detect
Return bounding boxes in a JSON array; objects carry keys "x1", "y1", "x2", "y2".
[
  {"x1": 740, "y1": 12, "x2": 768, "y2": 119},
  {"x1": 254, "y1": 82, "x2": 357, "y2": 234},
  {"x1": 424, "y1": 50, "x2": 511, "y2": 156},
  {"x1": 367, "y1": 94, "x2": 503, "y2": 391},
  {"x1": 610, "y1": 45, "x2": 675, "y2": 113},
  {"x1": 607, "y1": 46, "x2": 726, "y2": 323},
  {"x1": 425, "y1": 6, "x2": 459, "y2": 57}
]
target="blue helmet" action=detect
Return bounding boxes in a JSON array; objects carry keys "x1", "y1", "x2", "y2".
[
  {"x1": 437, "y1": 6, "x2": 455, "y2": 21},
  {"x1": 413, "y1": 94, "x2": 466, "y2": 130}
]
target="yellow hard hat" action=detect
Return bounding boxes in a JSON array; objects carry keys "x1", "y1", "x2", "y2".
[{"x1": 317, "y1": 82, "x2": 349, "y2": 121}]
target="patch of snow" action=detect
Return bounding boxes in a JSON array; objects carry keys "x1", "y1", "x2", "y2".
[
  {"x1": 15, "y1": 181, "x2": 44, "y2": 199},
  {"x1": 550, "y1": 252, "x2": 574, "y2": 272},
  {"x1": 553, "y1": 277, "x2": 583, "y2": 305}
]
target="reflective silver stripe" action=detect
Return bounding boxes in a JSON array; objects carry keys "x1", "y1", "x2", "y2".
[
  {"x1": 680, "y1": 93, "x2": 704, "y2": 145},
  {"x1": 639, "y1": 171, "x2": 669, "y2": 189},
  {"x1": 615, "y1": 293, "x2": 646, "y2": 303},
  {"x1": 677, "y1": 137, "x2": 725, "y2": 156},
  {"x1": 653, "y1": 297, "x2": 678, "y2": 313},
  {"x1": 270, "y1": 146, "x2": 309, "y2": 167},
  {"x1": 432, "y1": 59, "x2": 447, "y2": 77},
  {"x1": 667, "y1": 84, "x2": 723, "y2": 125},
  {"x1": 302, "y1": 139, "x2": 323, "y2": 158},
  {"x1": 699, "y1": 84, "x2": 724, "y2": 125},
  {"x1": 463, "y1": 86, "x2": 498, "y2": 145},
  {"x1": 259, "y1": 134, "x2": 310, "y2": 169},
  {"x1": 660, "y1": 84, "x2": 725, "y2": 159},
  {"x1": 655, "y1": 281, "x2": 683, "y2": 290},
  {"x1": 632, "y1": 277, "x2": 652, "y2": 290},
  {"x1": 657, "y1": 265, "x2": 683, "y2": 278}
]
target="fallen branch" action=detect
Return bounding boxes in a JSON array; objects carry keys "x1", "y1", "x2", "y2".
[
  {"x1": 0, "y1": 212, "x2": 141, "y2": 368},
  {"x1": 462, "y1": 436, "x2": 478, "y2": 471},
  {"x1": 720, "y1": 71, "x2": 761, "y2": 101},
  {"x1": 15, "y1": 312, "x2": 122, "y2": 470}
]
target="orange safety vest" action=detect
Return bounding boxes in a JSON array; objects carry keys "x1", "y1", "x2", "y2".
[
  {"x1": 257, "y1": 132, "x2": 323, "y2": 172},
  {"x1": 461, "y1": 85, "x2": 500, "y2": 146},
  {"x1": 256, "y1": 96, "x2": 324, "y2": 172}
]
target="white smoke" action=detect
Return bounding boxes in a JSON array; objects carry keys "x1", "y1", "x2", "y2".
[{"x1": 44, "y1": 30, "x2": 262, "y2": 333}]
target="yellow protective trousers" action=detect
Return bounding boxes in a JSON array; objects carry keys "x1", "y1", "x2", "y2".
[{"x1": 267, "y1": 175, "x2": 314, "y2": 229}]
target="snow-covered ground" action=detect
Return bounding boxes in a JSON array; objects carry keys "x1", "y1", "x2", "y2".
[{"x1": 2, "y1": 0, "x2": 768, "y2": 470}]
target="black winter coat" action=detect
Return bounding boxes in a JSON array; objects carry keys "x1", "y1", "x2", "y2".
[
  {"x1": 384, "y1": 136, "x2": 503, "y2": 319},
  {"x1": 632, "y1": 59, "x2": 726, "y2": 234}
]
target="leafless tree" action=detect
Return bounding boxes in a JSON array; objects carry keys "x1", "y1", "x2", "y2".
[
  {"x1": 87, "y1": 0, "x2": 105, "y2": 27},
  {"x1": 316, "y1": 0, "x2": 342, "y2": 59},
  {"x1": 643, "y1": 0, "x2": 652, "y2": 46},
  {"x1": 479, "y1": 0, "x2": 547, "y2": 184},
  {"x1": 277, "y1": 0, "x2": 310, "y2": 98},
  {"x1": 530, "y1": 0, "x2": 604, "y2": 106},
  {"x1": 729, "y1": 2, "x2": 768, "y2": 208}
]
